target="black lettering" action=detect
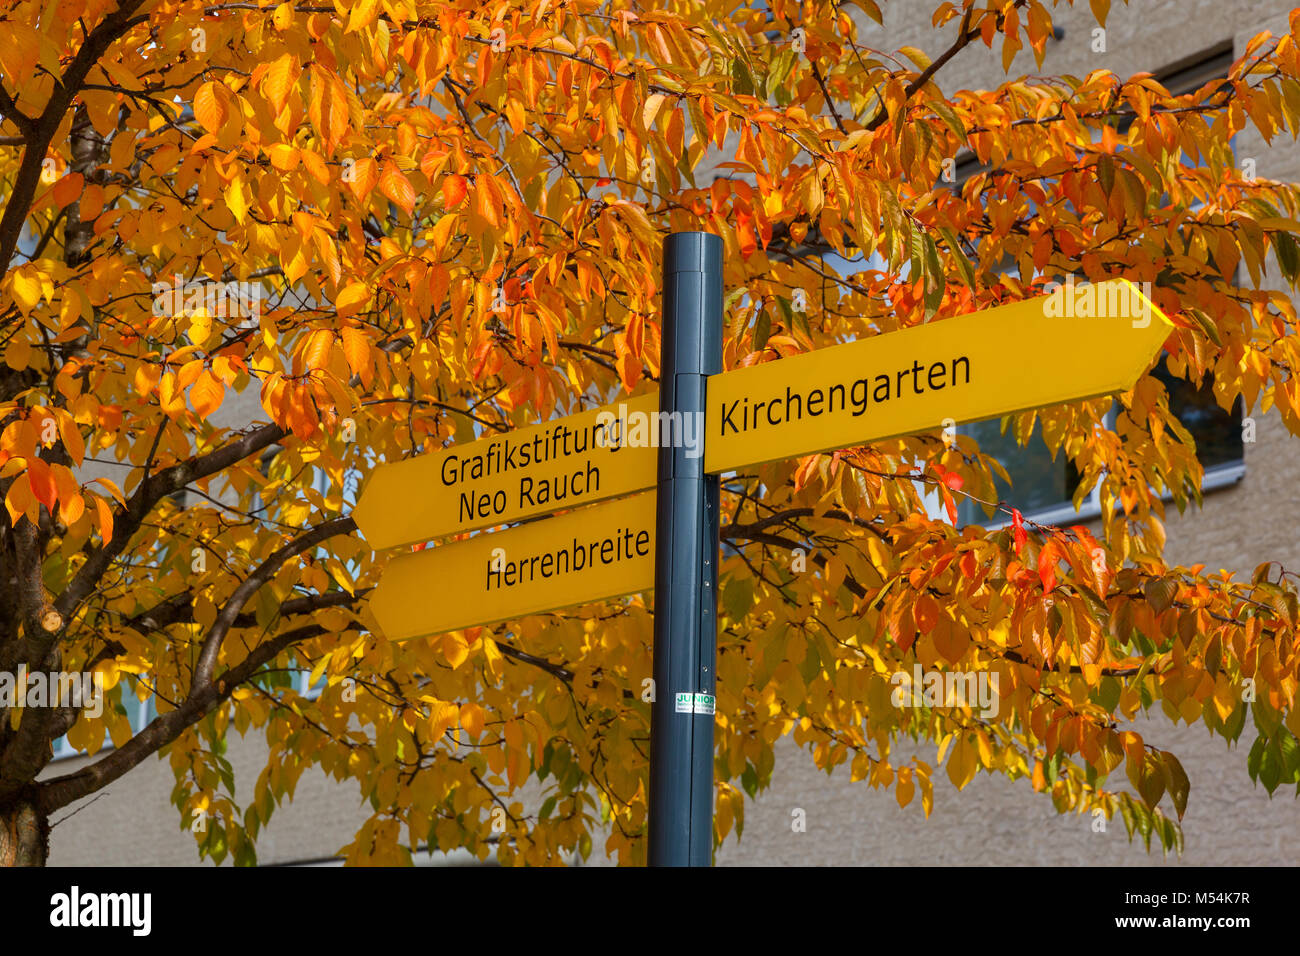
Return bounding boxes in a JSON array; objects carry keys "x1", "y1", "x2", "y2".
[
  {"x1": 766, "y1": 400, "x2": 781, "y2": 426},
  {"x1": 928, "y1": 361, "x2": 946, "y2": 390},
  {"x1": 850, "y1": 378, "x2": 869, "y2": 416},
  {"x1": 785, "y1": 385, "x2": 802, "y2": 421},
  {"x1": 808, "y1": 388, "x2": 824, "y2": 416},
  {"x1": 952, "y1": 355, "x2": 971, "y2": 385},
  {"x1": 459, "y1": 490, "x2": 474, "y2": 522},
  {"x1": 519, "y1": 476, "x2": 534, "y2": 506},
  {"x1": 721, "y1": 399, "x2": 740, "y2": 435},
  {"x1": 541, "y1": 553, "x2": 554, "y2": 577},
  {"x1": 636, "y1": 530, "x2": 650, "y2": 555},
  {"x1": 911, "y1": 360, "x2": 924, "y2": 394},
  {"x1": 873, "y1": 374, "x2": 891, "y2": 403},
  {"x1": 601, "y1": 539, "x2": 613, "y2": 563},
  {"x1": 828, "y1": 383, "x2": 845, "y2": 414},
  {"x1": 442, "y1": 455, "x2": 459, "y2": 487}
]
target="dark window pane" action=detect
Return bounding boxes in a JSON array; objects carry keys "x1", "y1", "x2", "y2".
[
  {"x1": 1151, "y1": 359, "x2": 1242, "y2": 469},
  {"x1": 957, "y1": 418, "x2": 1074, "y2": 525}
]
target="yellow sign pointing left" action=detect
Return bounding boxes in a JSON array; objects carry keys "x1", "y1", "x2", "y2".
[
  {"x1": 353, "y1": 393, "x2": 660, "y2": 550},
  {"x1": 369, "y1": 492, "x2": 657, "y2": 641}
]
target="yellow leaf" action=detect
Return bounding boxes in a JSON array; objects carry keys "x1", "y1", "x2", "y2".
[
  {"x1": 947, "y1": 735, "x2": 977, "y2": 790},
  {"x1": 896, "y1": 766, "x2": 915, "y2": 807},
  {"x1": 225, "y1": 179, "x2": 248, "y2": 224},
  {"x1": 12, "y1": 269, "x2": 42, "y2": 314},
  {"x1": 194, "y1": 81, "x2": 230, "y2": 133}
]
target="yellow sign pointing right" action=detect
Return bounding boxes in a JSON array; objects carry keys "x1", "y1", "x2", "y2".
[{"x1": 704, "y1": 279, "x2": 1171, "y2": 474}]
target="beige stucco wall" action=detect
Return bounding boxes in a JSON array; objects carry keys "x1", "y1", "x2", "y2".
[{"x1": 43, "y1": 0, "x2": 1300, "y2": 865}]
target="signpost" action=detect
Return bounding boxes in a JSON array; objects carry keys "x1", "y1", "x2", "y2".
[
  {"x1": 352, "y1": 236, "x2": 1174, "y2": 868},
  {"x1": 647, "y1": 232, "x2": 722, "y2": 867}
]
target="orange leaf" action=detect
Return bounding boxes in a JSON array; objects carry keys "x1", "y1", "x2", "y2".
[
  {"x1": 303, "y1": 329, "x2": 334, "y2": 372},
  {"x1": 442, "y1": 174, "x2": 467, "y2": 209},
  {"x1": 193, "y1": 81, "x2": 230, "y2": 133},
  {"x1": 26, "y1": 457, "x2": 56, "y2": 510},
  {"x1": 261, "y1": 52, "x2": 300, "y2": 114},
  {"x1": 93, "y1": 493, "x2": 114, "y2": 543},
  {"x1": 307, "y1": 66, "x2": 350, "y2": 152},
  {"x1": 379, "y1": 162, "x2": 415, "y2": 214},
  {"x1": 341, "y1": 326, "x2": 370, "y2": 376},
  {"x1": 52, "y1": 172, "x2": 83, "y2": 209},
  {"x1": 189, "y1": 370, "x2": 225, "y2": 420}
]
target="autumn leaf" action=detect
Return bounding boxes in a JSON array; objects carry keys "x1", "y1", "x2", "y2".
[{"x1": 442, "y1": 174, "x2": 467, "y2": 209}]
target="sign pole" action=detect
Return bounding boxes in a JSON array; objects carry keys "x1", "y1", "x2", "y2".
[{"x1": 648, "y1": 231, "x2": 722, "y2": 866}]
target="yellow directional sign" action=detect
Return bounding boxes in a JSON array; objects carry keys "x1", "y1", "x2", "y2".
[
  {"x1": 369, "y1": 491, "x2": 657, "y2": 640},
  {"x1": 705, "y1": 279, "x2": 1172, "y2": 474},
  {"x1": 353, "y1": 392, "x2": 660, "y2": 550}
]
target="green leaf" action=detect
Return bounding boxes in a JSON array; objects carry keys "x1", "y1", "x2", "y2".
[
  {"x1": 1258, "y1": 736, "x2": 1283, "y2": 793},
  {"x1": 730, "y1": 57, "x2": 754, "y2": 97},
  {"x1": 539, "y1": 795, "x2": 558, "y2": 820},
  {"x1": 1274, "y1": 231, "x2": 1300, "y2": 283},
  {"x1": 1247, "y1": 734, "x2": 1266, "y2": 783},
  {"x1": 1096, "y1": 153, "x2": 1116, "y2": 196},
  {"x1": 1160, "y1": 751, "x2": 1190, "y2": 820},
  {"x1": 722, "y1": 576, "x2": 754, "y2": 622},
  {"x1": 939, "y1": 226, "x2": 976, "y2": 290},
  {"x1": 1137, "y1": 754, "x2": 1165, "y2": 809},
  {"x1": 752, "y1": 307, "x2": 771, "y2": 351}
]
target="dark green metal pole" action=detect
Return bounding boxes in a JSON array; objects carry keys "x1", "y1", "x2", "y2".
[{"x1": 648, "y1": 231, "x2": 722, "y2": 866}]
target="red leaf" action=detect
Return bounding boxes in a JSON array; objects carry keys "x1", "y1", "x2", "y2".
[
  {"x1": 1037, "y1": 539, "x2": 1059, "y2": 592},
  {"x1": 1011, "y1": 508, "x2": 1027, "y2": 555}
]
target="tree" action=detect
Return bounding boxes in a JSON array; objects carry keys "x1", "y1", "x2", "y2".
[{"x1": 0, "y1": 0, "x2": 1298, "y2": 866}]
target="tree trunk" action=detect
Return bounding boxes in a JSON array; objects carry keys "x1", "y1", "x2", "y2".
[{"x1": 0, "y1": 795, "x2": 47, "y2": 866}]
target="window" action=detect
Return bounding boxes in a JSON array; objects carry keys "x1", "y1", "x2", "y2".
[{"x1": 944, "y1": 46, "x2": 1242, "y2": 528}]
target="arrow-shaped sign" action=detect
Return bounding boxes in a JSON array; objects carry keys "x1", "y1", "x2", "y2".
[
  {"x1": 353, "y1": 393, "x2": 660, "y2": 550},
  {"x1": 369, "y1": 492, "x2": 657, "y2": 641},
  {"x1": 704, "y1": 279, "x2": 1171, "y2": 473}
]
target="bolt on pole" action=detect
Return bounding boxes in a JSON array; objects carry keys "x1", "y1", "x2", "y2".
[{"x1": 648, "y1": 231, "x2": 722, "y2": 867}]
